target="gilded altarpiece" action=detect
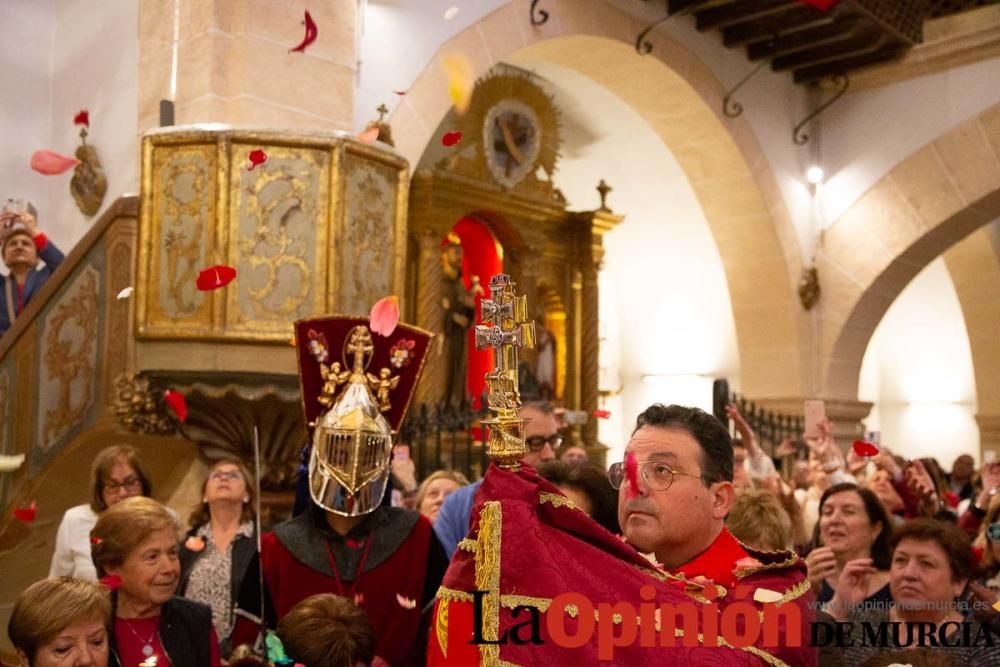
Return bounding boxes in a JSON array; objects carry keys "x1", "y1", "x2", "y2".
[
  {"x1": 407, "y1": 70, "x2": 621, "y2": 451},
  {"x1": 138, "y1": 130, "x2": 408, "y2": 342}
]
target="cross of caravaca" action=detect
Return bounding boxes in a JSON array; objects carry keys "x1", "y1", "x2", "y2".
[{"x1": 474, "y1": 274, "x2": 535, "y2": 469}]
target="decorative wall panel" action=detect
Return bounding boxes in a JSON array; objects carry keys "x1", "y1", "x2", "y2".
[
  {"x1": 227, "y1": 143, "x2": 329, "y2": 333},
  {"x1": 35, "y1": 260, "x2": 104, "y2": 467}
]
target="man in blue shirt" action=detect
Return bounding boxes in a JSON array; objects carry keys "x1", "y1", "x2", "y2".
[
  {"x1": 433, "y1": 400, "x2": 561, "y2": 557},
  {"x1": 1, "y1": 203, "x2": 64, "y2": 337}
]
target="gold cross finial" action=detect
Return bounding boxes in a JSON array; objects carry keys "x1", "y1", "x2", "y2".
[
  {"x1": 597, "y1": 179, "x2": 612, "y2": 211},
  {"x1": 376, "y1": 104, "x2": 389, "y2": 122},
  {"x1": 474, "y1": 274, "x2": 536, "y2": 469}
]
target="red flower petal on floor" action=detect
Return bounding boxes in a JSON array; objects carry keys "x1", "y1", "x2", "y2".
[
  {"x1": 593, "y1": 409, "x2": 611, "y2": 419},
  {"x1": 441, "y1": 131, "x2": 462, "y2": 147},
  {"x1": 13, "y1": 500, "x2": 36, "y2": 523},
  {"x1": 30, "y1": 149, "x2": 80, "y2": 175},
  {"x1": 625, "y1": 451, "x2": 640, "y2": 498},
  {"x1": 247, "y1": 149, "x2": 268, "y2": 171},
  {"x1": 852, "y1": 440, "x2": 879, "y2": 458},
  {"x1": 196, "y1": 265, "x2": 237, "y2": 291},
  {"x1": 358, "y1": 126, "x2": 379, "y2": 144},
  {"x1": 163, "y1": 390, "x2": 188, "y2": 423},
  {"x1": 74, "y1": 109, "x2": 90, "y2": 128},
  {"x1": 369, "y1": 296, "x2": 400, "y2": 337},
  {"x1": 99, "y1": 574, "x2": 122, "y2": 590},
  {"x1": 289, "y1": 10, "x2": 318, "y2": 53}
]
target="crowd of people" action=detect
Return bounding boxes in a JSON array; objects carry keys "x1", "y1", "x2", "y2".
[{"x1": 10, "y1": 400, "x2": 1000, "y2": 665}]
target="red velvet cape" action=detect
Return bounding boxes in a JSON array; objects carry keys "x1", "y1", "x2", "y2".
[{"x1": 428, "y1": 465, "x2": 816, "y2": 666}]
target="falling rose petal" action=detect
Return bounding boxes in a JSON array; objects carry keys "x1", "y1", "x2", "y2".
[
  {"x1": 396, "y1": 593, "x2": 417, "y2": 609},
  {"x1": 441, "y1": 131, "x2": 463, "y2": 147},
  {"x1": 196, "y1": 264, "x2": 237, "y2": 291},
  {"x1": 116, "y1": 286, "x2": 134, "y2": 300},
  {"x1": 90, "y1": 536, "x2": 102, "y2": 545},
  {"x1": 163, "y1": 390, "x2": 188, "y2": 423},
  {"x1": 753, "y1": 588, "x2": 783, "y2": 604},
  {"x1": 369, "y1": 296, "x2": 400, "y2": 337},
  {"x1": 852, "y1": 439, "x2": 879, "y2": 458},
  {"x1": 185, "y1": 536, "x2": 205, "y2": 552},
  {"x1": 74, "y1": 109, "x2": 90, "y2": 128},
  {"x1": 289, "y1": 9, "x2": 318, "y2": 53},
  {"x1": 247, "y1": 149, "x2": 268, "y2": 171},
  {"x1": 624, "y1": 451, "x2": 640, "y2": 498},
  {"x1": 593, "y1": 409, "x2": 611, "y2": 419},
  {"x1": 393, "y1": 90, "x2": 407, "y2": 96},
  {"x1": 354, "y1": 593, "x2": 365, "y2": 606},
  {"x1": 441, "y1": 54, "x2": 473, "y2": 114},
  {"x1": 99, "y1": 574, "x2": 122, "y2": 590},
  {"x1": 0, "y1": 453, "x2": 26, "y2": 472},
  {"x1": 30, "y1": 149, "x2": 80, "y2": 175},
  {"x1": 358, "y1": 126, "x2": 380, "y2": 144},
  {"x1": 444, "y1": 6, "x2": 459, "y2": 20},
  {"x1": 13, "y1": 500, "x2": 37, "y2": 524}
]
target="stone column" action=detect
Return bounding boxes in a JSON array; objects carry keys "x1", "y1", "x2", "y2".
[
  {"x1": 976, "y1": 414, "x2": 1000, "y2": 463},
  {"x1": 414, "y1": 229, "x2": 445, "y2": 405},
  {"x1": 138, "y1": 0, "x2": 355, "y2": 133}
]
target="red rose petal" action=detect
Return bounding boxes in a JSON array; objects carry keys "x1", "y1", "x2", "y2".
[
  {"x1": 99, "y1": 574, "x2": 122, "y2": 590},
  {"x1": 442, "y1": 131, "x2": 462, "y2": 147},
  {"x1": 393, "y1": 90, "x2": 407, "y2": 96},
  {"x1": 624, "y1": 451, "x2": 640, "y2": 498},
  {"x1": 247, "y1": 149, "x2": 268, "y2": 171},
  {"x1": 73, "y1": 109, "x2": 90, "y2": 128},
  {"x1": 369, "y1": 296, "x2": 400, "y2": 337},
  {"x1": 852, "y1": 440, "x2": 879, "y2": 458},
  {"x1": 196, "y1": 265, "x2": 237, "y2": 291},
  {"x1": 163, "y1": 390, "x2": 188, "y2": 423},
  {"x1": 30, "y1": 149, "x2": 80, "y2": 175},
  {"x1": 289, "y1": 10, "x2": 318, "y2": 53},
  {"x1": 13, "y1": 500, "x2": 36, "y2": 524},
  {"x1": 593, "y1": 409, "x2": 611, "y2": 419}
]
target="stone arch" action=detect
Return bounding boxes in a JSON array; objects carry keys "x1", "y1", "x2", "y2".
[
  {"x1": 389, "y1": 0, "x2": 806, "y2": 399},
  {"x1": 817, "y1": 103, "x2": 1000, "y2": 404}
]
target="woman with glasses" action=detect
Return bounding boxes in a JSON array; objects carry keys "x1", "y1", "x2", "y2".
[
  {"x1": 178, "y1": 459, "x2": 256, "y2": 656},
  {"x1": 49, "y1": 444, "x2": 153, "y2": 581}
]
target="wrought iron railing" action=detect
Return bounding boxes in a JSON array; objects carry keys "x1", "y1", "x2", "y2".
[
  {"x1": 399, "y1": 396, "x2": 491, "y2": 482},
  {"x1": 712, "y1": 379, "x2": 804, "y2": 458}
]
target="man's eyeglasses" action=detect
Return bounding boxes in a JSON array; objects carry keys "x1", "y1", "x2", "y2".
[
  {"x1": 209, "y1": 470, "x2": 244, "y2": 482},
  {"x1": 608, "y1": 460, "x2": 701, "y2": 492},
  {"x1": 988, "y1": 522, "x2": 1000, "y2": 543},
  {"x1": 525, "y1": 435, "x2": 563, "y2": 452},
  {"x1": 103, "y1": 476, "x2": 142, "y2": 493}
]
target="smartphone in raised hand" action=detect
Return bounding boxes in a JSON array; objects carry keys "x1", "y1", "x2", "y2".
[{"x1": 804, "y1": 400, "x2": 826, "y2": 439}]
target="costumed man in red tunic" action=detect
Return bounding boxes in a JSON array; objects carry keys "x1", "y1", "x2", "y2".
[
  {"x1": 428, "y1": 274, "x2": 816, "y2": 666},
  {"x1": 234, "y1": 316, "x2": 447, "y2": 666}
]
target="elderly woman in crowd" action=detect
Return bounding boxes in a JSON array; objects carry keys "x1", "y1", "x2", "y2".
[
  {"x1": 413, "y1": 470, "x2": 469, "y2": 523},
  {"x1": 831, "y1": 518, "x2": 1000, "y2": 665},
  {"x1": 178, "y1": 459, "x2": 257, "y2": 655},
  {"x1": 91, "y1": 496, "x2": 220, "y2": 667},
  {"x1": 50, "y1": 444, "x2": 153, "y2": 581},
  {"x1": 727, "y1": 489, "x2": 793, "y2": 552},
  {"x1": 8, "y1": 577, "x2": 110, "y2": 667},
  {"x1": 537, "y1": 461, "x2": 620, "y2": 535},
  {"x1": 806, "y1": 483, "x2": 893, "y2": 607}
]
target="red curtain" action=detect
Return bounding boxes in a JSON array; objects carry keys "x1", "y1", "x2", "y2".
[{"x1": 450, "y1": 217, "x2": 503, "y2": 404}]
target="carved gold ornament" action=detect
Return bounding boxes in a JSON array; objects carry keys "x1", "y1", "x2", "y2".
[
  {"x1": 70, "y1": 127, "x2": 108, "y2": 217},
  {"x1": 114, "y1": 373, "x2": 175, "y2": 435}
]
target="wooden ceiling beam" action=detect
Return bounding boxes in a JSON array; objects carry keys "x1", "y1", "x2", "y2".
[
  {"x1": 793, "y1": 44, "x2": 908, "y2": 84},
  {"x1": 772, "y1": 31, "x2": 887, "y2": 71},
  {"x1": 696, "y1": 0, "x2": 802, "y2": 32},
  {"x1": 722, "y1": 6, "x2": 833, "y2": 48},
  {"x1": 746, "y1": 18, "x2": 861, "y2": 60}
]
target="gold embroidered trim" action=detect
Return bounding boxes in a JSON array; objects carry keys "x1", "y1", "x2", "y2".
[
  {"x1": 476, "y1": 501, "x2": 503, "y2": 664},
  {"x1": 538, "y1": 491, "x2": 579, "y2": 510},
  {"x1": 437, "y1": 586, "x2": 474, "y2": 603},
  {"x1": 436, "y1": 598, "x2": 449, "y2": 658},
  {"x1": 458, "y1": 537, "x2": 478, "y2": 553},
  {"x1": 772, "y1": 577, "x2": 812, "y2": 607},
  {"x1": 733, "y1": 549, "x2": 800, "y2": 579},
  {"x1": 500, "y1": 594, "x2": 552, "y2": 611}
]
